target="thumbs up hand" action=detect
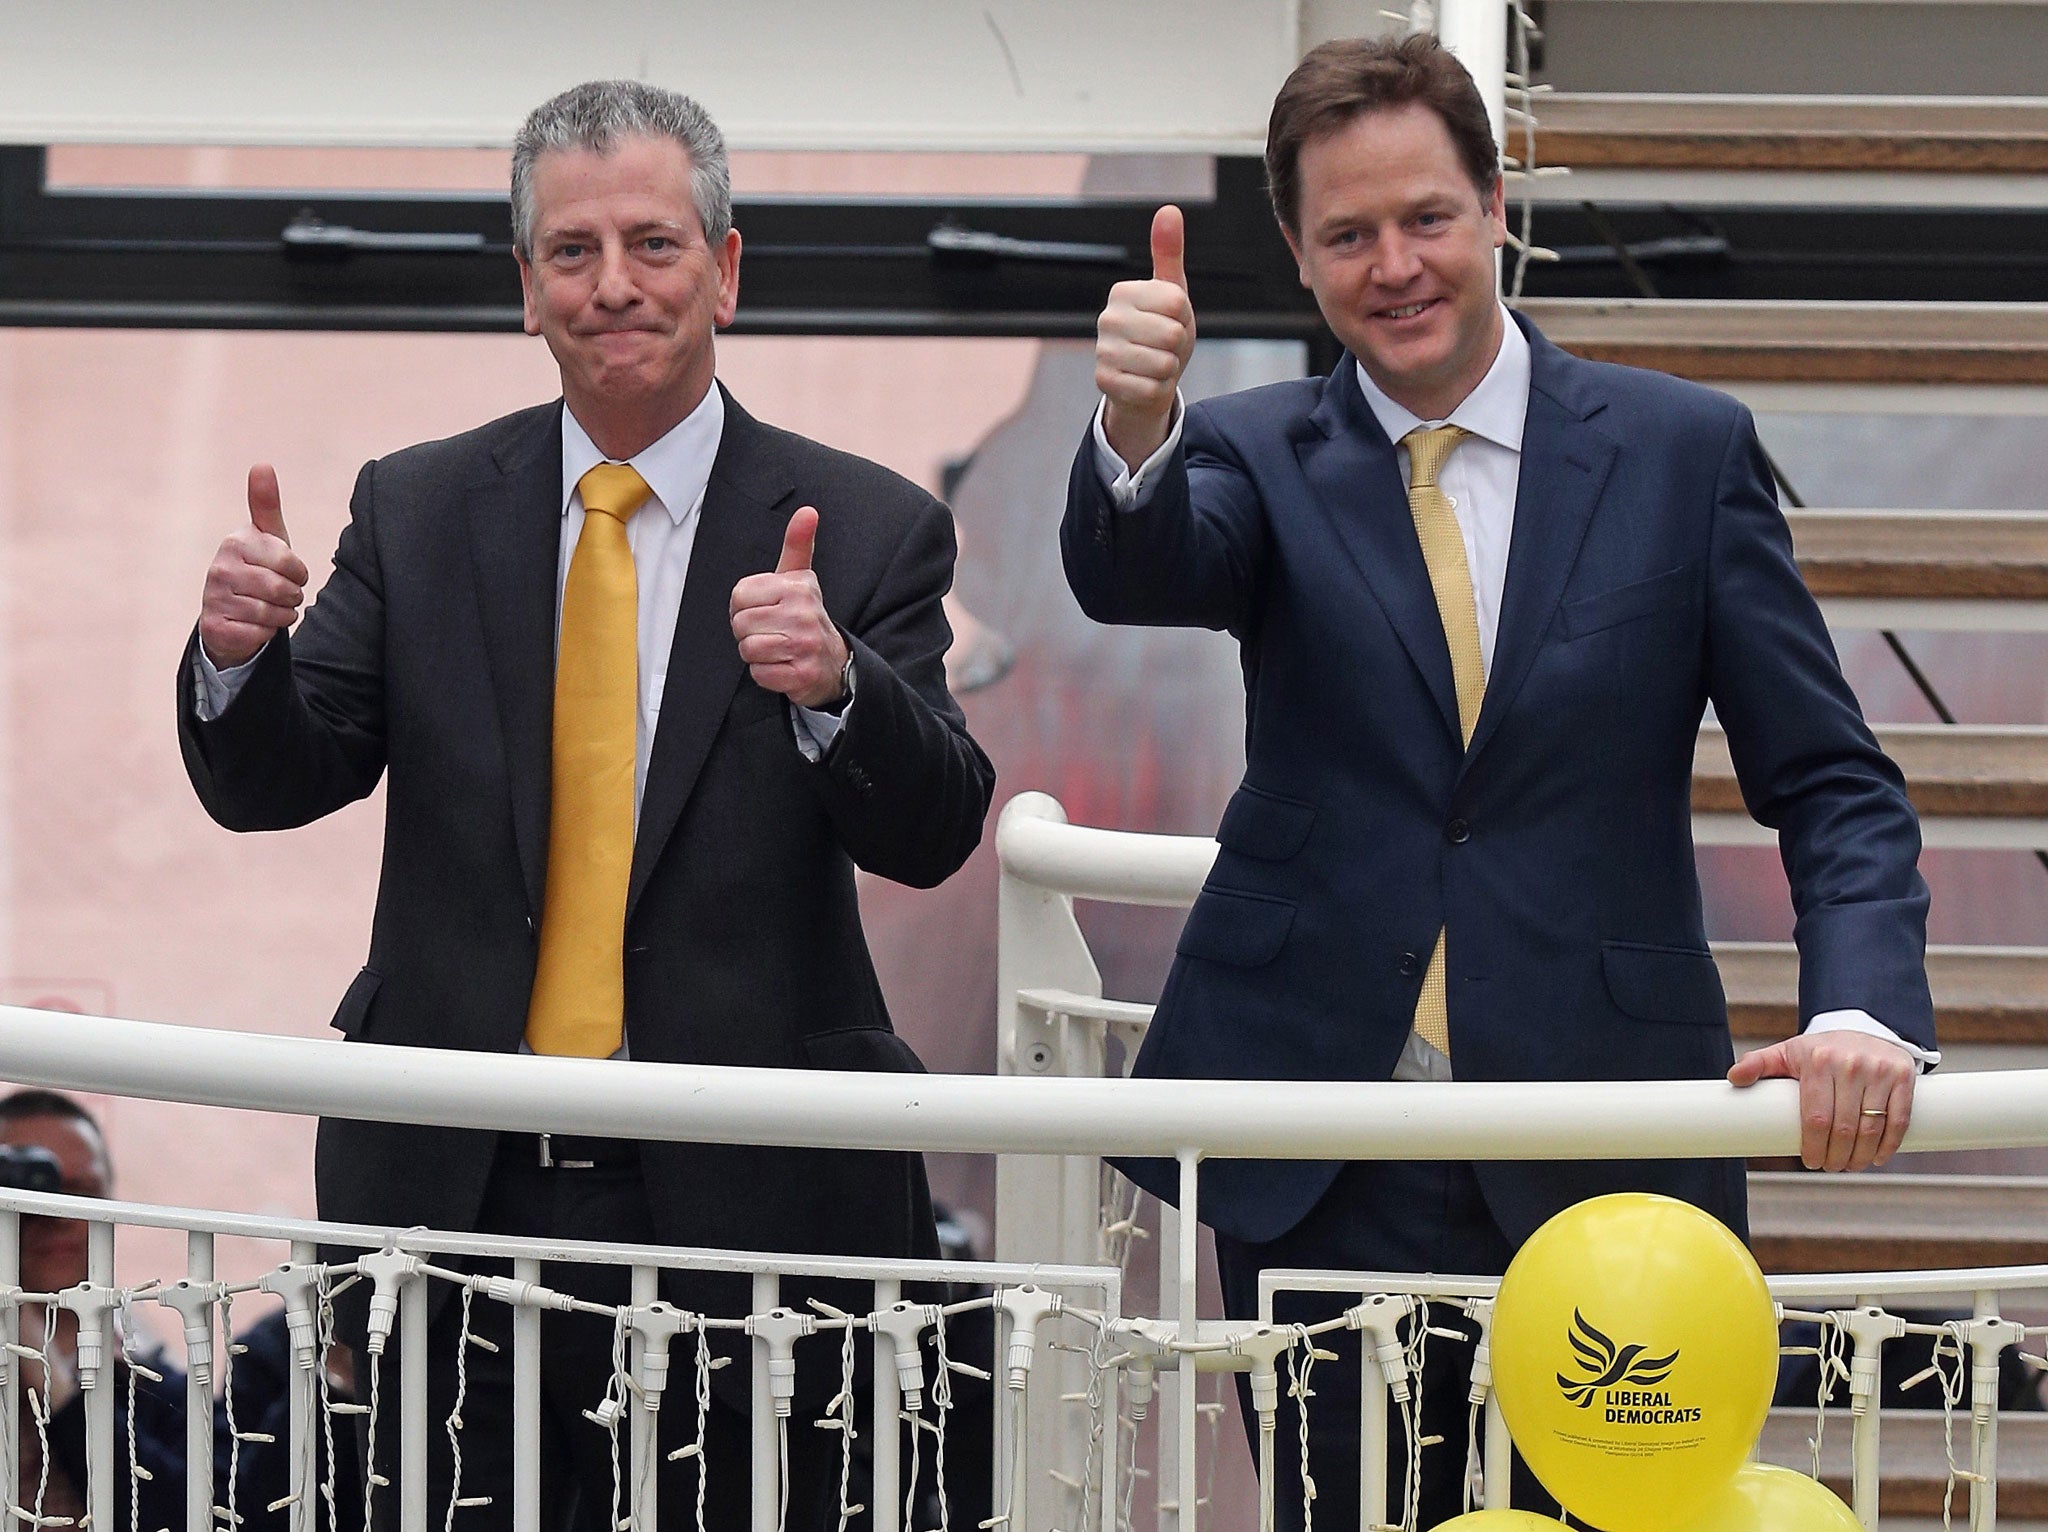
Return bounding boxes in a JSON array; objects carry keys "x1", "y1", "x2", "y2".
[
  {"x1": 198, "y1": 463, "x2": 312, "y2": 670},
  {"x1": 729, "y1": 506, "x2": 852, "y2": 710},
  {"x1": 1097, "y1": 204, "x2": 1198, "y2": 470}
]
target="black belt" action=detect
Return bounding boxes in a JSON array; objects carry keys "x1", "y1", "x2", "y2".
[{"x1": 507, "y1": 1132, "x2": 640, "y2": 1170}]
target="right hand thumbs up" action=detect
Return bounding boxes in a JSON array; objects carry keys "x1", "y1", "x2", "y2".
[
  {"x1": 197, "y1": 463, "x2": 312, "y2": 672},
  {"x1": 1097, "y1": 204, "x2": 1197, "y2": 470}
]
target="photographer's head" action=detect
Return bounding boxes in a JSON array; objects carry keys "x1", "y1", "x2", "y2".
[{"x1": 0, "y1": 1091, "x2": 110, "y2": 1293}]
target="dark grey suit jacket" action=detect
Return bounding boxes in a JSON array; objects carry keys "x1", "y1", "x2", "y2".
[{"x1": 180, "y1": 388, "x2": 995, "y2": 1325}]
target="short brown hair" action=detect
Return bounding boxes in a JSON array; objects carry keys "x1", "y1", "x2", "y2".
[{"x1": 1265, "y1": 34, "x2": 1500, "y2": 235}]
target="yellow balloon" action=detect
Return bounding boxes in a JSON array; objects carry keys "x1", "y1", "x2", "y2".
[
  {"x1": 1490, "y1": 1193, "x2": 1778, "y2": 1532},
  {"x1": 1434, "y1": 1514, "x2": 1569, "y2": 1530},
  {"x1": 1679, "y1": 1464, "x2": 1863, "y2": 1531}
]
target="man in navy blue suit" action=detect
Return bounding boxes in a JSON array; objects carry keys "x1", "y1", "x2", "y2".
[{"x1": 1061, "y1": 34, "x2": 1935, "y2": 1527}]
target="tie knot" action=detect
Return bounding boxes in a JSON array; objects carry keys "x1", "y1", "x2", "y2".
[
  {"x1": 1403, "y1": 425, "x2": 1468, "y2": 490},
  {"x1": 577, "y1": 462, "x2": 653, "y2": 524}
]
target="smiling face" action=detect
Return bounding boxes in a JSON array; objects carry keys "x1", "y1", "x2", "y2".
[
  {"x1": 517, "y1": 134, "x2": 741, "y2": 459},
  {"x1": 1283, "y1": 102, "x2": 1507, "y2": 421}
]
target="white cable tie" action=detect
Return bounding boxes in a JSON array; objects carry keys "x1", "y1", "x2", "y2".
[{"x1": 806, "y1": 1298, "x2": 851, "y2": 1321}]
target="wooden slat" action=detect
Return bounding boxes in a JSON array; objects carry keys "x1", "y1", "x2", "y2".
[
  {"x1": 1718, "y1": 940, "x2": 2048, "y2": 1045},
  {"x1": 1694, "y1": 723, "x2": 2048, "y2": 817},
  {"x1": 1534, "y1": 94, "x2": 2048, "y2": 174},
  {"x1": 1747, "y1": 1170, "x2": 2048, "y2": 1272},
  {"x1": 1787, "y1": 510, "x2": 2048, "y2": 600},
  {"x1": 1519, "y1": 298, "x2": 2048, "y2": 385},
  {"x1": 1759, "y1": 1409, "x2": 2048, "y2": 1517}
]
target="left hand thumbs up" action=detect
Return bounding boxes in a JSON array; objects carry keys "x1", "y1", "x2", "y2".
[{"x1": 730, "y1": 506, "x2": 850, "y2": 709}]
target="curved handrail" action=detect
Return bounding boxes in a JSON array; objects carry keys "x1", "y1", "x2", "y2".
[
  {"x1": 1, "y1": 1005, "x2": 2043, "y2": 1163},
  {"x1": 997, "y1": 791, "x2": 1214, "y2": 906}
]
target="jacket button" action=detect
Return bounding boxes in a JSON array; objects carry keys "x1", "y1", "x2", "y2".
[
  {"x1": 1445, "y1": 818, "x2": 1470, "y2": 844},
  {"x1": 1398, "y1": 951, "x2": 1421, "y2": 976}
]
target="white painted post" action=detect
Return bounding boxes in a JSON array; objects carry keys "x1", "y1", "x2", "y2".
[
  {"x1": 512, "y1": 1257, "x2": 542, "y2": 1532},
  {"x1": 186, "y1": 1234, "x2": 217, "y2": 1532}
]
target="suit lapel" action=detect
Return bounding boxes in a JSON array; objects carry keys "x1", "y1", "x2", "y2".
[
  {"x1": 467, "y1": 404, "x2": 565, "y2": 920},
  {"x1": 1463, "y1": 324, "x2": 1617, "y2": 767},
  {"x1": 1295, "y1": 362, "x2": 1464, "y2": 744},
  {"x1": 627, "y1": 390, "x2": 793, "y2": 922}
]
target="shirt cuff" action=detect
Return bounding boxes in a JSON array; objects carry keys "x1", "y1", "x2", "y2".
[
  {"x1": 1090, "y1": 394, "x2": 1185, "y2": 511},
  {"x1": 1806, "y1": 1008, "x2": 1940, "y2": 1071},
  {"x1": 789, "y1": 660, "x2": 854, "y2": 762},
  {"x1": 191, "y1": 642, "x2": 266, "y2": 722}
]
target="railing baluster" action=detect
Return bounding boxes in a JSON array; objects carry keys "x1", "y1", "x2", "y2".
[
  {"x1": 1360, "y1": 1316, "x2": 1388, "y2": 1531},
  {"x1": 0, "y1": 1209, "x2": 18, "y2": 1520},
  {"x1": 1175, "y1": 1152, "x2": 1199, "y2": 1532},
  {"x1": 629, "y1": 1264, "x2": 658, "y2": 1532},
  {"x1": 287, "y1": 1240, "x2": 317, "y2": 1532},
  {"x1": 750, "y1": 1272, "x2": 778, "y2": 1532},
  {"x1": 184, "y1": 1234, "x2": 216, "y2": 1532},
  {"x1": 512, "y1": 1257, "x2": 542, "y2": 1532},
  {"x1": 871, "y1": 1278, "x2": 900, "y2": 1532},
  {"x1": 399, "y1": 1268, "x2": 428, "y2": 1532},
  {"x1": 1849, "y1": 1297, "x2": 1886, "y2": 1532},
  {"x1": 1971, "y1": 1290, "x2": 2001, "y2": 1532},
  {"x1": 84, "y1": 1220, "x2": 115, "y2": 1532}
]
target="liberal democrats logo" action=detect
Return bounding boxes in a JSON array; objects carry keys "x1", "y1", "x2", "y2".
[{"x1": 1557, "y1": 1309, "x2": 1678, "y2": 1409}]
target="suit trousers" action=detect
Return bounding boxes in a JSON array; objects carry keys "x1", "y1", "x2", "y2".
[
  {"x1": 1213, "y1": 1157, "x2": 1564, "y2": 1530},
  {"x1": 363, "y1": 1138, "x2": 841, "y2": 1532}
]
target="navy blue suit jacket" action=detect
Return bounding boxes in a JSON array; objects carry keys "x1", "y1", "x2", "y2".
[{"x1": 1061, "y1": 316, "x2": 1932, "y2": 1250}]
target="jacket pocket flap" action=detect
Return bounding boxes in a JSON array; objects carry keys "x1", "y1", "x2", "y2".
[
  {"x1": 1602, "y1": 942, "x2": 1726, "y2": 1027},
  {"x1": 330, "y1": 967, "x2": 383, "y2": 1039},
  {"x1": 1561, "y1": 563, "x2": 1700, "y2": 638},
  {"x1": 1215, "y1": 786, "x2": 1318, "y2": 861},
  {"x1": 799, "y1": 1025, "x2": 928, "y2": 1074},
  {"x1": 1177, "y1": 889, "x2": 1296, "y2": 968}
]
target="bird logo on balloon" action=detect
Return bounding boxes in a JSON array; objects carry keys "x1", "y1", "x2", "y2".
[{"x1": 1556, "y1": 1309, "x2": 1678, "y2": 1408}]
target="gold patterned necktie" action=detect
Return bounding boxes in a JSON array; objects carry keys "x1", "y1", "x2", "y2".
[
  {"x1": 1405, "y1": 424, "x2": 1481, "y2": 1059},
  {"x1": 524, "y1": 462, "x2": 651, "y2": 1057}
]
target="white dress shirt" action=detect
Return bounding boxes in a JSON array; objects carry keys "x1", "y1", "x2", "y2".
[
  {"x1": 194, "y1": 385, "x2": 848, "y2": 804},
  {"x1": 1091, "y1": 304, "x2": 1933, "y2": 1074}
]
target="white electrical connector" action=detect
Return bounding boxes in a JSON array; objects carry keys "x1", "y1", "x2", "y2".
[
  {"x1": 997, "y1": 1286, "x2": 1061, "y2": 1392},
  {"x1": 1465, "y1": 1298, "x2": 1497, "y2": 1408},
  {"x1": 355, "y1": 1250, "x2": 421, "y2": 1358},
  {"x1": 746, "y1": 1308, "x2": 815, "y2": 1418},
  {"x1": 1346, "y1": 1294, "x2": 1418, "y2": 1405},
  {"x1": 1836, "y1": 1307, "x2": 1907, "y2": 1418},
  {"x1": 55, "y1": 1283, "x2": 119, "y2": 1393},
  {"x1": 1105, "y1": 1317, "x2": 1177, "y2": 1423},
  {"x1": 256, "y1": 1264, "x2": 326, "y2": 1372},
  {"x1": 872, "y1": 1300, "x2": 936, "y2": 1411},
  {"x1": 1223, "y1": 1325, "x2": 1296, "y2": 1429},
  {"x1": 156, "y1": 1281, "x2": 219, "y2": 1389},
  {"x1": 625, "y1": 1302, "x2": 693, "y2": 1414}
]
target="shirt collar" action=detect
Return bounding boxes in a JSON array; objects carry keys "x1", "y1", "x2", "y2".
[
  {"x1": 1354, "y1": 302, "x2": 1530, "y2": 454},
  {"x1": 559, "y1": 384, "x2": 726, "y2": 525}
]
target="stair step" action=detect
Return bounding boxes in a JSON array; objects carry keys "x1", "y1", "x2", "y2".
[
  {"x1": 1758, "y1": 1407, "x2": 2048, "y2": 1517},
  {"x1": 1695, "y1": 723, "x2": 2048, "y2": 818},
  {"x1": 1748, "y1": 1170, "x2": 2048, "y2": 1272},
  {"x1": 1788, "y1": 510, "x2": 2048, "y2": 600},
  {"x1": 1520, "y1": 298, "x2": 2048, "y2": 384},
  {"x1": 1719, "y1": 940, "x2": 2048, "y2": 1046},
  {"x1": 1535, "y1": 94, "x2": 2048, "y2": 175}
]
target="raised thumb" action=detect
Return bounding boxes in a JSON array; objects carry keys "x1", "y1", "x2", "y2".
[
  {"x1": 776, "y1": 506, "x2": 819, "y2": 575},
  {"x1": 247, "y1": 463, "x2": 291, "y2": 545},
  {"x1": 1150, "y1": 204, "x2": 1188, "y2": 291}
]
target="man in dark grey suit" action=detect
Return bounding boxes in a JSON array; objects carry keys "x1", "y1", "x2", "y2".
[{"x1": 180, "y1": 79, "x2": 993, "y2": 1532}]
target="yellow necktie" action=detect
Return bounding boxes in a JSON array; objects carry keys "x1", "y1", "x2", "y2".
[
  {"x1": 1405, "y1": 425, "x2": 1481, "y2": 1059},
  {"x1": 524, "y1": 462, "x2": 651, "y2": 1057}
]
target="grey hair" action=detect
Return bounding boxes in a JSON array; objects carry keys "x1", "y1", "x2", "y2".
[{"x1": 511, "y1": 80, "x2": 732, "y2": 259}]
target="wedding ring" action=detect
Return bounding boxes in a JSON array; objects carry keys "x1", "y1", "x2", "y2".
[{"x1": 1859, "y1": 1107, "x2": 1889, "y2": 1117}]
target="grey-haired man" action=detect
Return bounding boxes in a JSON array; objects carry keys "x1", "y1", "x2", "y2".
[{"x1": 181, "y1": 80, "x2": 994, "y2": 1530}]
